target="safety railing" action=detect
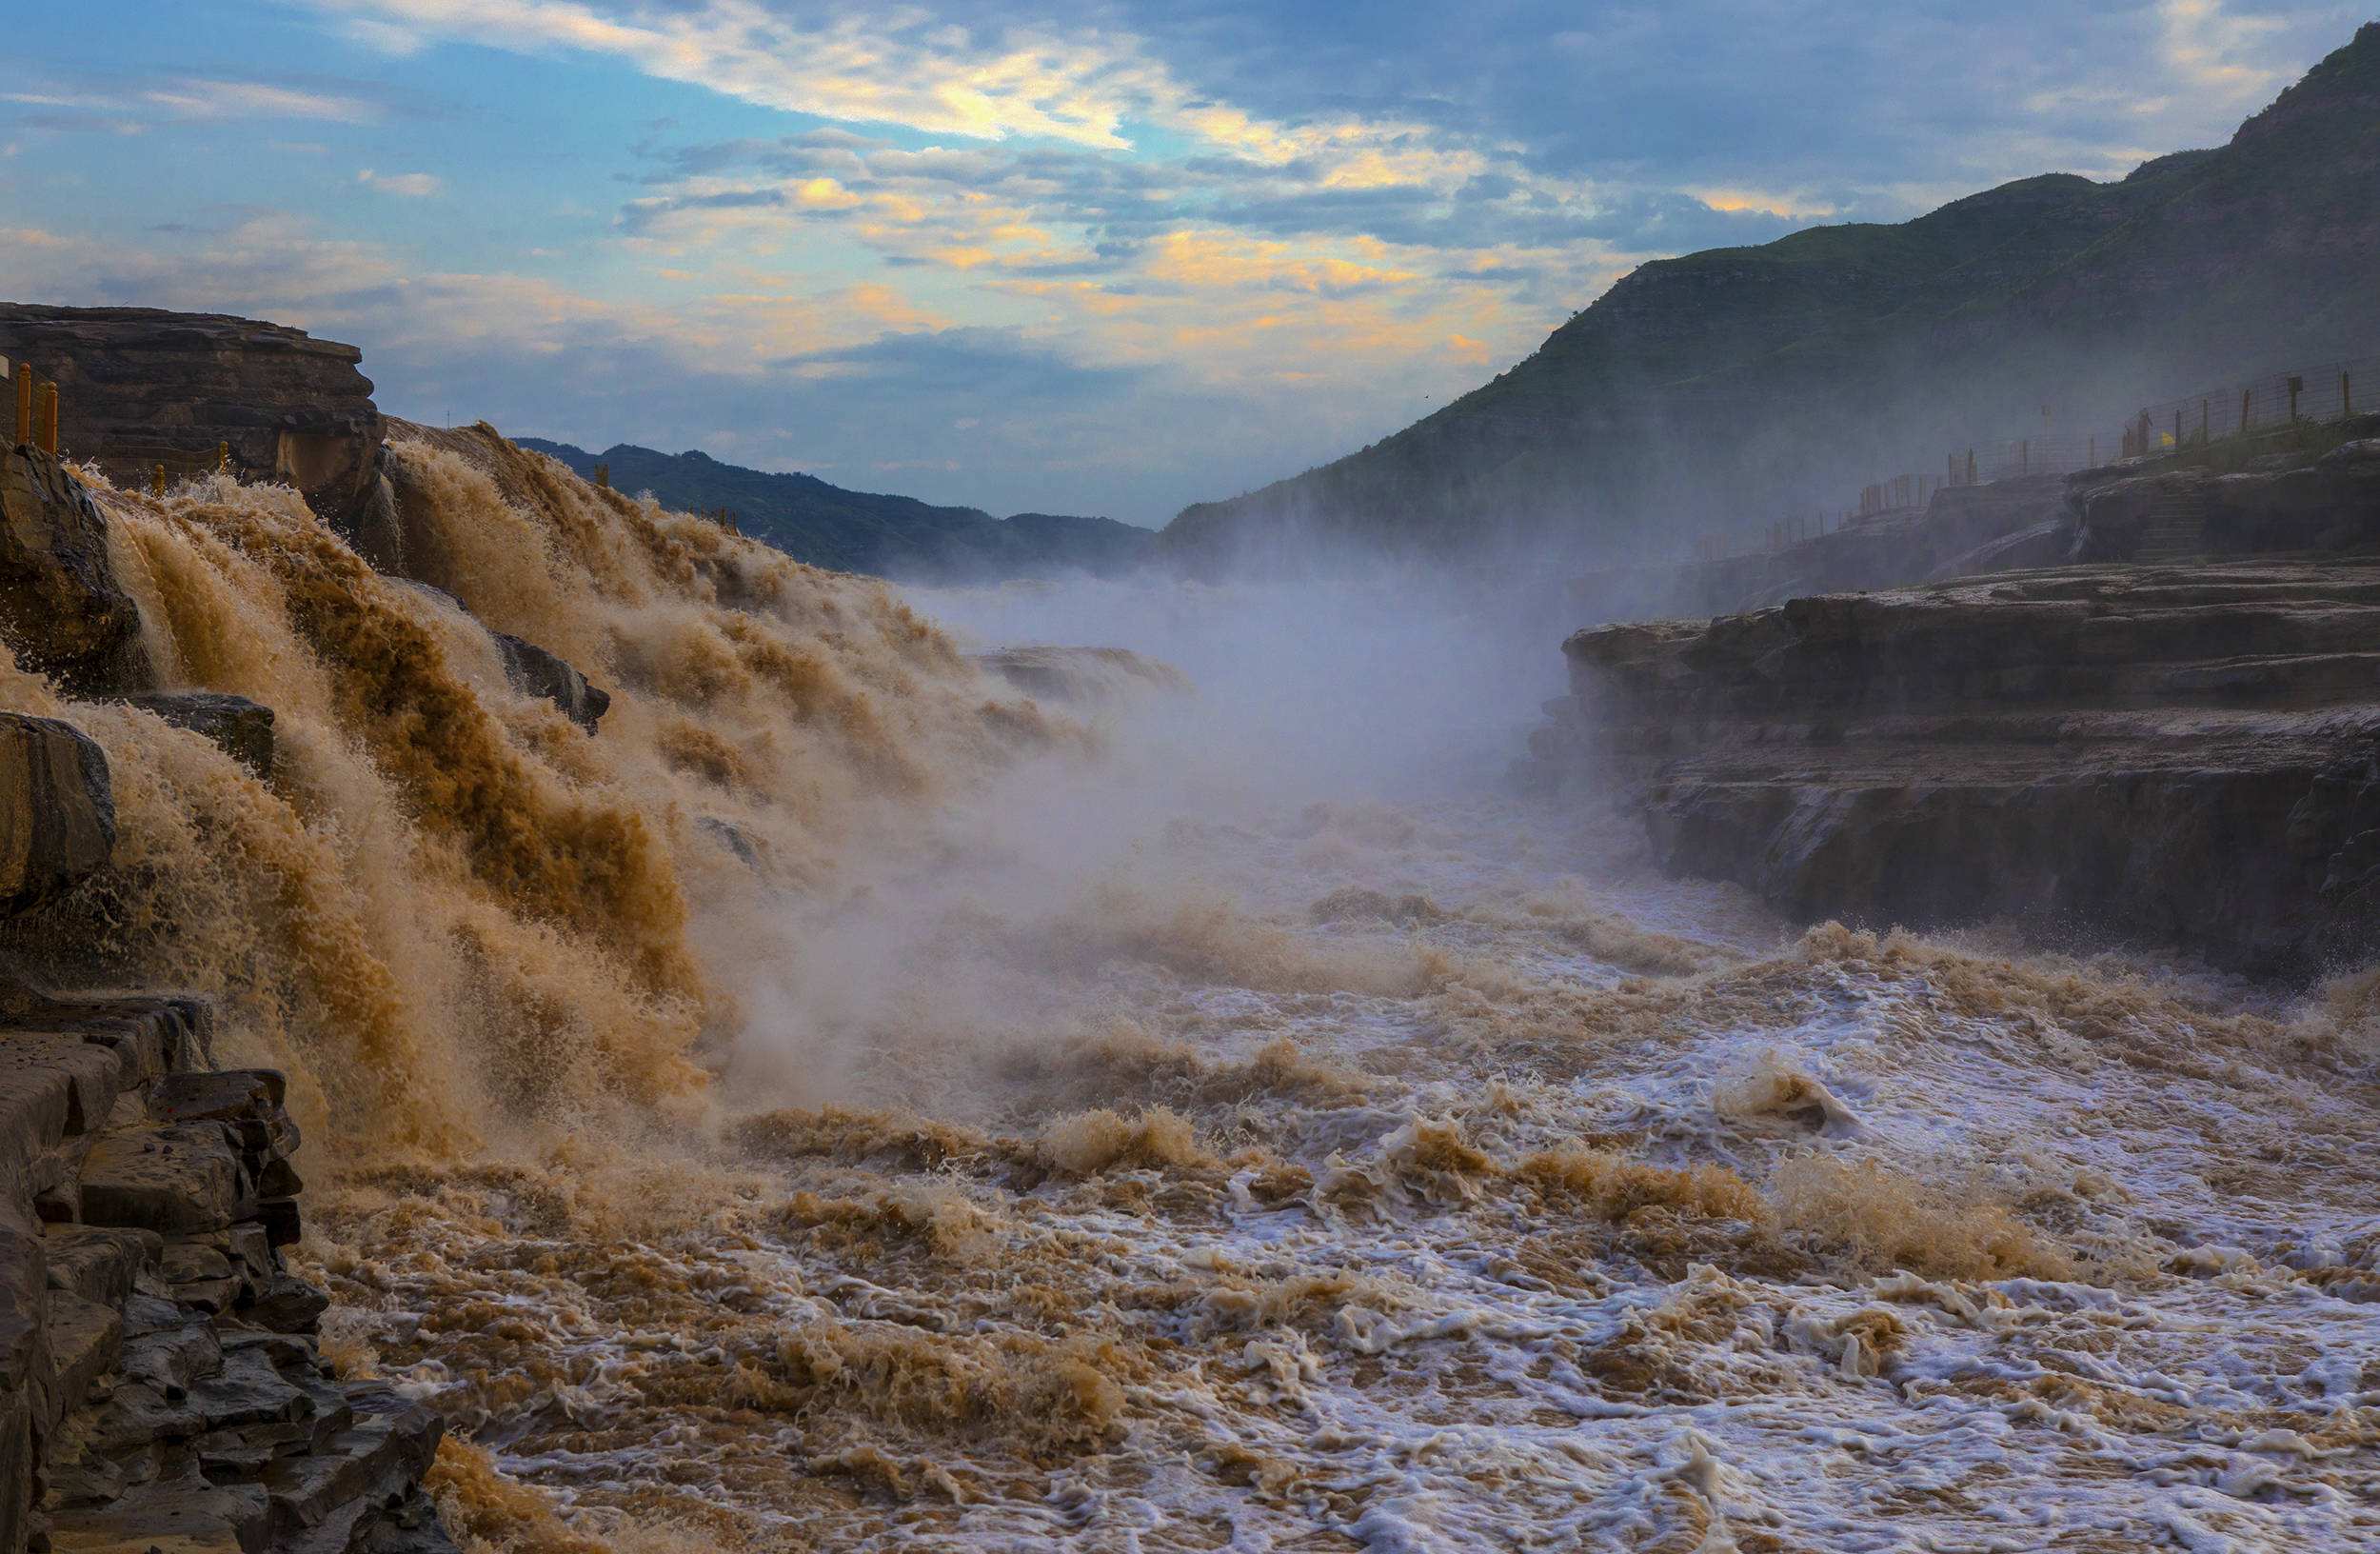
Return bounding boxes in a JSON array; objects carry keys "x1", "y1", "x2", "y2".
[{"x1": 1685, "y1": 349, "x2": 2378, "y2": 562}]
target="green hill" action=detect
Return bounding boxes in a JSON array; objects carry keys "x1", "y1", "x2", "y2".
[
  {"x1": 518, "y1": 440, "x2": 1151, "y2": 582},
  {"x1": 1156, "y1": 23, "x2": 2380, "y2": 572}
]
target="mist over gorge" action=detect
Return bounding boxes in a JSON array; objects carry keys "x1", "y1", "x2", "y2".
[{"x1": 0, "y1": 9, "x2": 2378, "y2": 1554}]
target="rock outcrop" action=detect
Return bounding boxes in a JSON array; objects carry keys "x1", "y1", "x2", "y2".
[
  {"x1": 0, "y1": 716, "x2": 114, "y2": 921},
  {"x1": 126, "y1": 694, "x2": 276, "y2": 779},
  {"x1": 0, "y1": 308, "x2": 382, "y2": 526},
  {"x1": 0, "y1": 448, "x2": 144, "y2": 696},
  {"x1": 0, "y1": 980, "x2": 452, "y2": 1554},
  {"x1": 1520, "y1": 560, "x2": 2380, "y2": 978},
  {"x1": 0, "y1": 726, "x2": 451, "y2": 1554},
  {"x1": 491, "y1": 635, "x2": 608, "y2": 735}
]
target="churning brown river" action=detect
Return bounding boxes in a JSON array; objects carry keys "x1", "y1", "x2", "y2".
[{"x1": 19, "y1": 428, "x2": 2378, "y2": 1552}]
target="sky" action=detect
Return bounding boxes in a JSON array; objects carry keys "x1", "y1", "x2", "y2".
[{"x1": 0, "y1": 1, "x2": 2362, "y2": 526}]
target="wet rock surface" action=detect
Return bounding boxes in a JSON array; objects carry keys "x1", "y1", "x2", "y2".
[
  {"x1": 490, "y1": 633, "x2": 609, "y2": 734},
  {"x1": 0, "y1": 715, "x2": 115, "y2": 922},
  {"x1": 0, "y1": 449, "x2": 144, "y2": 697},
  {"x1": 1522, "y1": 559, "x2": 2380, "y2": 977},
  {"x1": 123, "y1": 695, "x2": 275, "y2": 780},
  {"x1": 0, "y1": 981, "x2": 452, "y2": 1554}
]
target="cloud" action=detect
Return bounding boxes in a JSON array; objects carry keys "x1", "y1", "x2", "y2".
[
  {"x1": 358, "y1": 169, "x2": 444, "y2": 195},
  {"x1": 3, "y1": 74, "x2": 390, "y2": 131},
  {"x1": 11, "y1": 0, "x2": 2361, "y2": 526},
  {"x1": 305, "y1": 0, "x2": 1165, "y2": 147}
]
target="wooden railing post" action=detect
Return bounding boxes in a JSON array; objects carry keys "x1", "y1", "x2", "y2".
[{"x1": 39, "y1": 383, "x2": 57, "y2": 455}]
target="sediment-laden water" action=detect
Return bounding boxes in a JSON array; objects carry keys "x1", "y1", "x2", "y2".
[{"x1": 11, "y1": 436, "x2": 2377, "y2": 1552}]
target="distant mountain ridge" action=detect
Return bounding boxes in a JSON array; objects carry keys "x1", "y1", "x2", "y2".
[
  {"x1": 518, "y1": 439, "x2": 1151, "y2": 582},
  {"x1": 1157, "y1": 22, "x2": 2380, "y2": 572}
]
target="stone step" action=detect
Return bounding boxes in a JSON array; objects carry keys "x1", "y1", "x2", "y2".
[
  {"x1": 0, "y1": 993, "x2": 215, "y2": 1085},
  {"x1": 256, "y1": 1392, "x2": 442, "y2": 1541},
  {"x1": 47, "y1": 1478, "x2": 271, "y2": 1554},
  {"x1": 43, "y1": 1292, "x2": 124, "y2": 1429},
  {"x1": 80, "y1": 1125, "x2": 248, "y2": 1236},
  {"x1": 43, "y1": 1225, "x2": 158, "y2": 1307}
]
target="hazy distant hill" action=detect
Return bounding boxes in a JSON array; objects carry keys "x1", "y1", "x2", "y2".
[
  {"x1": 1159, "y1": 22, "x2": 2380, "y2": 572},
  {"x1": 519, "y1": 439, "x2": 1151, "y2": 582}
]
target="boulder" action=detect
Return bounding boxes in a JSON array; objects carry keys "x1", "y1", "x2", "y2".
[
  {"x1": 492, "y1": 633, "x2": 609, "y2": 733},
  {"x1": 0, "y1": 306, "x2": 381, "y2": 527},
  {"x1": 0, "y1": 448, "x2": 145, "y2": 695},
  {"x1": 0, "y1": 714, "x2": 115, "y2": 919},
  {"x1": 125, "y1": 694, "x2": 274, "y2": 778}
]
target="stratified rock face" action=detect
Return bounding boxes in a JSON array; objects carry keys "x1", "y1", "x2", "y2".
[
  {"x1": 0, "y1": 306, "x2": 381, "y2": 523},
  {"x1": 0, "y1": 715, "x2": 114, "y2": 920},
  {"x1": 1521, "y1": 561, "x2": 2380, "y2": 977},
  {"x1": 492, "y1": 633, "x2": 609, "y2": 734},
  {"x1": 0, "y1": 986, "x2": 454, "y2": 1554},
  {"x1": 0, "y1": 449, "x2": 143, "y2": 695}
]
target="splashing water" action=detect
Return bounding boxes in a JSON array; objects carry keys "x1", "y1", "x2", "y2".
[{"x1": 9, "y1": 429, "x2": 2378, "y2": 1552}]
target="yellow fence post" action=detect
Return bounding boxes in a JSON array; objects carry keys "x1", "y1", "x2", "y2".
[{"x1": 39, "y1": 384, "x2": 57, "y2": 455}]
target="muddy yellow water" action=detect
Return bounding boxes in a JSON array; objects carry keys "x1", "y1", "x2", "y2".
[{"x1": 11, "y1": 433, "x2": 2378, "y2": 1552}]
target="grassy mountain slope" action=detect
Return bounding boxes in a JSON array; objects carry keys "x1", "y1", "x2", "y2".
[
  {"x1": 519, "y1": 440, "x2": 1151, "y2": 582},
  {"x1": 1158, "y1": 23, "x2": 2380, "y2": 572}
]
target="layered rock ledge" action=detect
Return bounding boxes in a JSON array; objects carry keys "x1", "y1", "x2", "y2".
[
  {"x1": 0, "y1": 308, "x2": 382, "y2": 527},
  {"x1": 1519, "y1": 560, "x2": 2380, "y2": 977},
  {"x1": 0, "y1": 721, "x2": 451, "y2": 1554}
]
